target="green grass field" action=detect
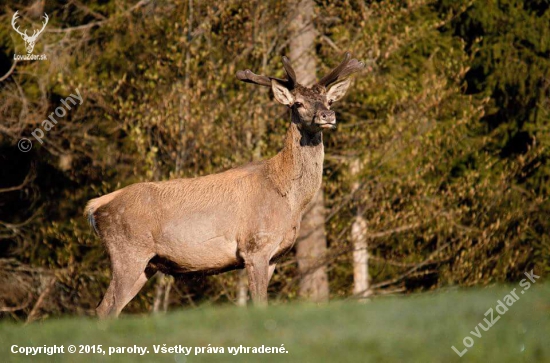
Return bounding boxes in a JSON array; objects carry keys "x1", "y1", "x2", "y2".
[{"x1": 1, "y1": 282, "x2": 548, "y2": 362}]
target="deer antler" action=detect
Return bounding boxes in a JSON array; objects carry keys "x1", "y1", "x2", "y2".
[
  {"x1": 317, "y1": 52, "x2": 365, "y2": 88},
  {"x1": 11, "y1": 11, "x2": 48, "y2": 39},
  {"x1": 236, "y1": 56, "x2": 298, "y2": 89},
  {"x1": 236, "y1": 69, "x2": 277, "y2": 87},
  {"x1": 281, "y1": 56, "x2": 297, "y2": 89},
  {"x1": 11, "y1": 11, "x2": 28, "y2": 37},
  {"x1": 33, "y1": 13, "x2": 49, "y2": 38}
]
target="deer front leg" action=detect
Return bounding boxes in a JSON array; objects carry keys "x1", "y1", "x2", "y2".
[
  {"x1": 244, "y1": 256, "x2": 270, "y2": 306},
  {"x1": 240, "y1": 235, "x2": 278, "y2": 306}
]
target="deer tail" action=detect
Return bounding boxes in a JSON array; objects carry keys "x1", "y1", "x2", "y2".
[{"x1": 84, "y1": 190, "x2": 123, "y2": 235}]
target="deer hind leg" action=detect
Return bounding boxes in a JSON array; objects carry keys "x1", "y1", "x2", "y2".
[
  {"x1": 96, "y1": 280, "x2": 115, "y2": 318},
  {"x1": 96, "y1": 245, "x2": 154, "y2": 319},
  {"x1": 268, "y1": 264, "x2": 277, "y2": 283}
]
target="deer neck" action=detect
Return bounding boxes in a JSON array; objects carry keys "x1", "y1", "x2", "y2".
[{"x1": 266, "y1": 122, "x2": 324, "y2": 213}]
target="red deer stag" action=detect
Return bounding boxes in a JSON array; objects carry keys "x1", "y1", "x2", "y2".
[{"x1": 86, "y1": 53, "x2": 364, "y2": 318}]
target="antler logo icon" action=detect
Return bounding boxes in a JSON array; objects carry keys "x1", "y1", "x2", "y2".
[{"x1": 11, "y1": 11, "x2": 49, "y2": 54}]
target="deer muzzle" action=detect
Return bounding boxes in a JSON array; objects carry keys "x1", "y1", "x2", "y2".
[{"x1": 316, "y1": 110, "x2": 336, "y2": 129}]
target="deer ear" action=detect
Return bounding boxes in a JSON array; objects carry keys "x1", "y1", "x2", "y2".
[
  {"x1": 326, "y1": 78, "x2": 352, "y2": 104},
  {"x1": 271, "y1": 80, "x2": 294, "y2": 106}
]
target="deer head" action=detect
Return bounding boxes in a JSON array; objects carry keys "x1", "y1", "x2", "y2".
[
  {"x1": 237, "y1": 52, "x2": 364, "y2": 134},
  {"x1": 11, "y1": 11, "x2": 49, "y2": 54}
]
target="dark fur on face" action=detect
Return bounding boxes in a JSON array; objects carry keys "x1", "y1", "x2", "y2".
[{"x1": 290, "y1": 84, "x2": 335, "y2": 135}]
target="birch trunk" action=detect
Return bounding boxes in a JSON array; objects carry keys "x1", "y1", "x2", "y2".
[{"x1": 350, "y1": 159, "x2": 370, "y2": 298}]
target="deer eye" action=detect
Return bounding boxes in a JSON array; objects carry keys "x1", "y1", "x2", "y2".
[
  {"x1": 328, "y1": 99, "x2": 334, "y2": 106},
  {"x1": 294, "y1": 102, "x2": 303, "y2": 108}
]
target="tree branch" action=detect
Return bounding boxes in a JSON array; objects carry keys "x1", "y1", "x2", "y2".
[
  {"x1": 0, "y1": 60, "x2": 18, "y2": 83},
  {"x1": 47, "y1": 0, "x2": 151, "y2": 33},
  {"x1": 26, "y1": 277, "x2": 56, "y2": 324}
]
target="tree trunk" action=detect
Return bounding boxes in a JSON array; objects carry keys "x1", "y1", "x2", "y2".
[
  {"x1": 350, "y1": 159, "x2": 371, "y2": 299},
  {"x1": 296, "y1": 190, "x2": 330, "y2": 301},
  {"x1": 289, "y1": 0, "x2": 329, "y2": 302},
  {"x1": 153, "y1": 272, "x2": 173, "y2": 313},
  {"x1": 352, "y1": 215, "x2": 370, "y2": 297},
  {"x1": 236, "y1": 269, "x2": 249, "y2": 306}
]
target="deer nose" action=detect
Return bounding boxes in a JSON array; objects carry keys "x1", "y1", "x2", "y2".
[{"x1": 319, "y1": 110, "x2": 335, "y2": 123}]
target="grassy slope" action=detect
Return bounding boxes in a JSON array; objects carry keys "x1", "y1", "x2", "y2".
[{"x1": 1, "y1": 283, "x2": 549, "y2": 363}]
